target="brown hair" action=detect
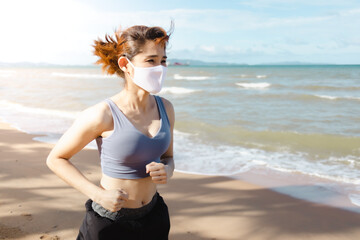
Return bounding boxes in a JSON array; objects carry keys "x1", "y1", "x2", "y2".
[{"x1": 93, "y1": 23, "x2": 173, "y2": 78}]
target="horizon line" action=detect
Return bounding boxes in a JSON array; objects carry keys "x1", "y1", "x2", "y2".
[{"x1": 1, "y1": 60, "x2": 360, "y2": 67}]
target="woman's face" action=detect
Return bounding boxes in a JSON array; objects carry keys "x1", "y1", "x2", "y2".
[{"x1": 131, "y1": 40, "x2": 167, "y2": 68}]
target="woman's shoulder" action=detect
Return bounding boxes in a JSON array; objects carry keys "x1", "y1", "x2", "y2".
[
  {"x1": 157, "y1": 96, "x2": 173, "y2": 109},
  {"x1": 156, "y1": 96, "x2": 175, "y2": 124},
  {"x1": 75, "y1": 100, "x2": 112, "y2": 131}
]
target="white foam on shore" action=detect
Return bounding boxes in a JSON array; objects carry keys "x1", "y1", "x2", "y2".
[
  {"x1": 349, "y1": 194, "x2": 360, "y2": 207},
  {"x1": 52, "y1": 72, "x2": 117, "y2": 79},
  {"x1": 0, "y1": 70, "x2": 16, "y2": 78},
  {"x1": 173, "y1": 128, "x2": 360, "y2": 186},
  {"x1": 160, "y1": 87, "x2": 200, "y2": 94},
  {"x1": 236, "y1": 74, "x2": 267, "y2": 79},
  {"x1": 173, "y1": 129, "x2": 360, "y2": 211},
  {"x1": 0, "y1": 100, "x2": 79, "y2": 136},
  {"x1": 0, "y1": 70, "x2": 16, "y2": 73},
  {"x1": 173, "y1": 74, "x2": 210, "y2": 81},
  {"x1": 315, "y1": 95, "x2": 360, "y2": 101},
  {"x1": 236, "y1": 82, "x2": 271, "y2": 89},
  {"x1": 256, "y1": 75, "x2": 267, "y2": 79},
  {"x1": 345, "y1": 96, "x2": 360, "y2": 101},
  {"x1": 0, "y1": 100, "x2": 78, "y2": 119},
  {"x1": 316, "y1": 95, "x2": 338, "y2": 100},
  {"x1": 268, "y1": 165, "x2": 360, "y2": 185}
]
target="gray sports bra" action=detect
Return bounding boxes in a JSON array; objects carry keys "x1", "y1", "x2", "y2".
[{"x1": 95, "y1": 95, "x2": 171, "y2": 179}]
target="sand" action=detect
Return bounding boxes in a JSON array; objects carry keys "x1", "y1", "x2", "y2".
[{"x1": 1, "y1": 120, "x2": 360, "y2": 240}]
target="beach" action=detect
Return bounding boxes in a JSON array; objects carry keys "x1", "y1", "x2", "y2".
[
  {"x1": 1, "y1": 120, "x2": 360, "y2": 240},
  {"x1": 1, "y1": 0, "x2": 360, "y2": 238}
]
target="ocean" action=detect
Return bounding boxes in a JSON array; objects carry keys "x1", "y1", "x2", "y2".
[{"x1": 0, "y1": 65, "x2": 359, "y2": 212}]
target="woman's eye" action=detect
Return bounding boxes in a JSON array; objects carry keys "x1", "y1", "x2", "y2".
[{"x1": 146, "y1": 59, "x2": 154, "y2": 62}]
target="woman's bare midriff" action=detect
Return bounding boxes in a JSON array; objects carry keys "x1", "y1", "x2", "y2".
[{"x1": 100, "y1": 173, "x2": 157, "y2": 209}]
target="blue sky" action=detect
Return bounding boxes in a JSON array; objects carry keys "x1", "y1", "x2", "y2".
[{"x1": 0, "y1": 0, "x2": 359, "y2": 65}]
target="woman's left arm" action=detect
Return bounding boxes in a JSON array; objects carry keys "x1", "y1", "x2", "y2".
[{"x1": 146, "y1": 97, "x2": 175, "y2": 184}]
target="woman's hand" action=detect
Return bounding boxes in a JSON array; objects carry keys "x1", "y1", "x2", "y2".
[
  {"x1": 146, "y1": 162, "x2": 170, "y2": 184},
  {"x1": 95, "y1": 188, "x2": 129, "y2": 212}
]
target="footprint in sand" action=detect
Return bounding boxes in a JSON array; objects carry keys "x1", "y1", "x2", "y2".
[
  {"x1": 40, "y1": 234, "x2": 60, "y2": 240},
  {"x1": 20, "y1": 213, "x2": 33, "y2": 221}
]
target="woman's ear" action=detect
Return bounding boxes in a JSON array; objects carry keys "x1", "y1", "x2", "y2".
[{"x1": 118, "y1": 57, "x2": 129, "y2": 72}]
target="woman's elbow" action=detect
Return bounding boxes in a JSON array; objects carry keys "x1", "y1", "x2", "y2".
[
  {"x1": 46, "y1": 152, "x2": 62, "y2": 171},
  {"x1": 46, "y1": 154, "x2": 55, "y2": 170}
]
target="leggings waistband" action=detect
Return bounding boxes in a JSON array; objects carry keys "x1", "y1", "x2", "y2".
[{"x1": 91, "y1": 192, "x2": 158, "y2": 221}]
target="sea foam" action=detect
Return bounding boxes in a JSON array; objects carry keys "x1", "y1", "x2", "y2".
[
  {"x1": 349, "y1": 194, "x2": 360, "y2": 207},
  {"x1": 0, "y1": 100, "x2": 78, "y2": 119},
  {"x1": 173, "y1": 126, "x2": 360, "y2": 186},
  {"x1": 236, "y1": 74, "x2": 267, "y2": 79},
  {"x1": 315, "y1": 95, "x2": 338, "y2": 100},
  {"x1": 0, "y1": 70, "x2": 16, "y2": 78},
  {"x1": 256, "y1": 75, "x2": 267, "y2": 79},
  {"x1": 0, "y1": 100, "x2": 79, "y2": 136},
  {"x1": 236, "y1": 82, "x2": 271, "y2": 89},
  {"x1": 315, "y1": 95, "x2": 360, "y2": 101},
  {"x1": 160, "y1": 87, "x2": 200, "y2": 94},
  {"x1": 52, "y1": 72, "x2": 116, "y2": 79},
  {"x1": 173, "y1": 74, "x2": 210, "y2": 81}
]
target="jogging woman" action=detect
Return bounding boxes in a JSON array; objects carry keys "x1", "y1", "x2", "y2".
[{"x1": 46, "y1": 24, "x2": 174, "y2": 240}]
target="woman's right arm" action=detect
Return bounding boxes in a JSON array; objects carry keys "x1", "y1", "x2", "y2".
[{"x1": 46, "y1": 103, "x2": 127, "y2": 211}]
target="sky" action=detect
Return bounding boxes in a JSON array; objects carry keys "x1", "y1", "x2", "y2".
[{"x1": 0, "y1": 0, "x2": 360, "y2": 65}]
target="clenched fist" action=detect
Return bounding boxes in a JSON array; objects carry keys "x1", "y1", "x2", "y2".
[
  {"x1": 96, "y1": 188, "x2": 129, "y2": 212},
  {"x1": 146, "y1": 162, "x2": 170, "y2": 184}
]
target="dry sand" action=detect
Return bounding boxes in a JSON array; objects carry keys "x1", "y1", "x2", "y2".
[{"x1": 1, "y1": 120, "x2": 360, "y2": 240}]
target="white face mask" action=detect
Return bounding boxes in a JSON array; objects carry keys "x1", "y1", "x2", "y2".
[{"x1": 125, "y1": 57, "x2": 167, "y2": 94}]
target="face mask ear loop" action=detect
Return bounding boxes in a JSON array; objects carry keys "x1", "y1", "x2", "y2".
[
  {"x1": 120, "y1": 57, "x2": 135, "y2": 80},
  {"x1": 125, "y1": 57, "x2": 135, "y2": 68}
]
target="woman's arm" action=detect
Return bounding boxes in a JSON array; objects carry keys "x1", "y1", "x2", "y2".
[
  {"x1": 46, "y1": 103, "x2": 128, "y2": 211},
  {"x1": 146, "y1": 97, "x2": 175, "y2": 183},
  {"x1": 161, "y1": 157, "x2": 175, "y2": 178}
]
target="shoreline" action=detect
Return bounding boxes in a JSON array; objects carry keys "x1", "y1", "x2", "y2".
[
  {"x1": 175, "y1": 166, "x2": 360, "y2": 214},
  {"x1": 1, "y1": 120, "x2": 360, "y2": 239},
  {"x1": 232, "y1": 168, "x2": 360, "y2": 213}
]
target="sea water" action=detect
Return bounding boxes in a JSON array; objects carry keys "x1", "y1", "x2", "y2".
[{"x1": 0, "y1": 65, "x2": 359, "y2": 212}]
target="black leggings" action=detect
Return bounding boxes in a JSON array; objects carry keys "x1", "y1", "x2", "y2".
[{"x1": 76, "y1": 193, "x2": 170, "y2": 240}]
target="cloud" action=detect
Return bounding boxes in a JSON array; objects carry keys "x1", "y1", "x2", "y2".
[
  {"x1": 338, "y1": 8, "x2": 360, "y2": 16},
  {"x1": 169, "y1": 38, "x2": 360, "y2": 64},
  {"x1": 200, "y1": 45, "x2": 216, "y2": 53}
]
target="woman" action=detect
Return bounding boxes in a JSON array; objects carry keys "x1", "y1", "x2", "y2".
[{"x1": 46, "y1": 24, "x2": 175, "y2": 240}]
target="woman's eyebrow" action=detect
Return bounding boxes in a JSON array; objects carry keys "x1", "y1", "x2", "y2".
[{"x1": 146, "y1": 55, "x2": 167, "y2": 59}]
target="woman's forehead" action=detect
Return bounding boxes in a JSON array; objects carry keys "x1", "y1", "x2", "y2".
[{"x1": 138, "y1": 41, "x2": 166, "y2": 56}]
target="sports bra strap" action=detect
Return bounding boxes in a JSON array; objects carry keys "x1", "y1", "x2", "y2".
[
  {"x1": 154, "y1": 95, "x2": 170, "y2": 126},
  {"x1": 104, "y1": 98, "x2": 133, "y2": 129}
]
